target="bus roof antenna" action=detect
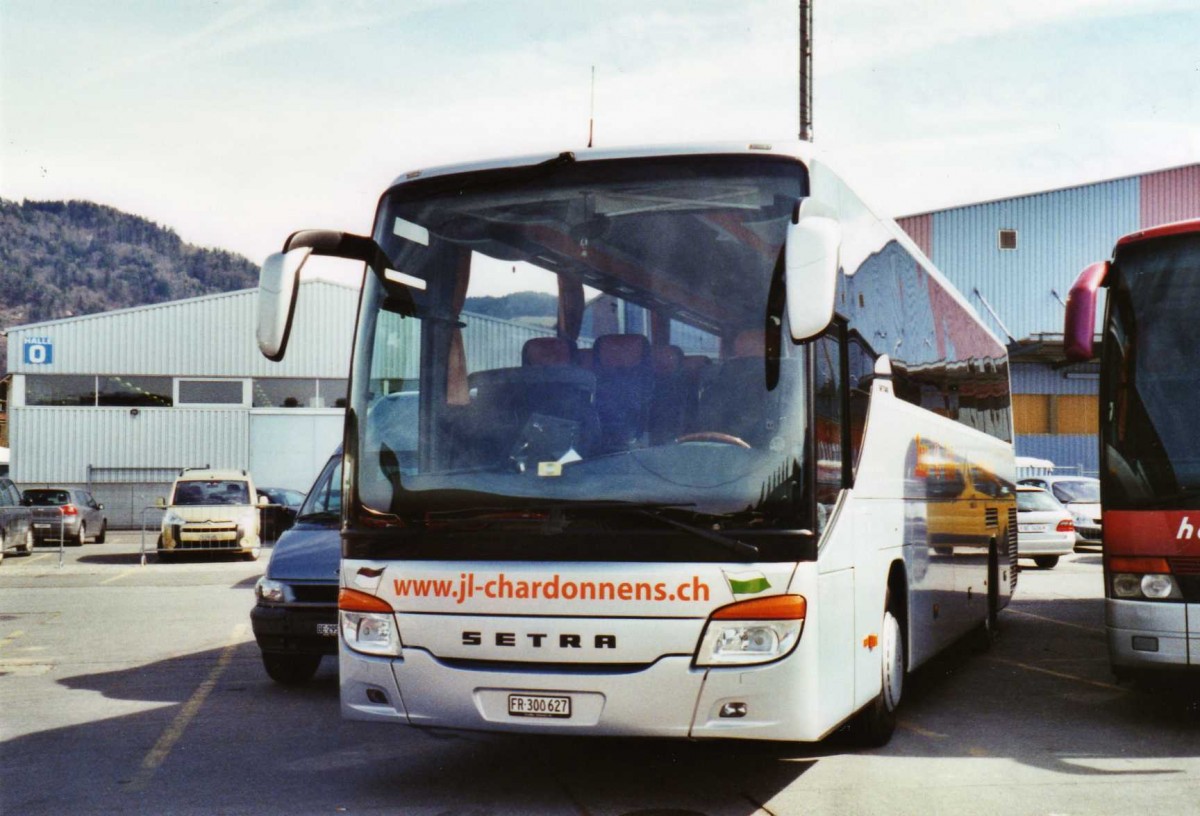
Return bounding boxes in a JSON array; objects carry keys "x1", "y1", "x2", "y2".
[{"x1": 799, "y1": 0, "x2": 813, "y2": 141}]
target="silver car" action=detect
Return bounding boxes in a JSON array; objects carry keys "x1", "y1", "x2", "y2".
[{"x1": 23, "y1": 488, "x2": 108, "y2": 546}]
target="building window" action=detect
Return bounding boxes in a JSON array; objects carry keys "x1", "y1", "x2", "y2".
[
  {"x1": 178, "y1": 379, "x2": 245, "y2": 406},
  {"x1": 98, "y1": 376, "x2": 173, "y2": 407},
  {"x1": 25, "y1": 375, "x2": 97, "y2": 406},
  {"x1": 252, "y1": 378, "x2": 315, "y2": 408},
  {"x1": 998, "y1": 229, "x2": 1018, "y2": 250},
  {"x1": 316, "y1": 379, "x2": 348, "y2": 408},
  {"x1": 1012, "y1": 394, "x2": 1051, "y2": 434}
]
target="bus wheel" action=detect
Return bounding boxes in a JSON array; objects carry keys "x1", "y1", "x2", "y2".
[
  {"x1": 852, "y1": 601, "x2": 903, "y2": 748},
  {"x1": 973, "y1": 542, "x2": 1001, "y2": 652},
  {"x1": 1034, "y1": 555, "x2": 1059, "y2": 569}
]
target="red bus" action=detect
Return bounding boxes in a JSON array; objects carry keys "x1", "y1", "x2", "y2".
[{"x1": 1065, "y1": 218, "x2": 1200, "y2": 678}]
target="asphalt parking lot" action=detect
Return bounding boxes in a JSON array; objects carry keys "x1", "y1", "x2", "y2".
[{"x1": 2, "y1": 533, "x2": 1199, "y2": 816}]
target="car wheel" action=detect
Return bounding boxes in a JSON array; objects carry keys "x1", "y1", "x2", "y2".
[
  {"x1": 71, "y1": 523, "x2": 86, "y2": 547},
  {"x1": 242, "y1": 545, "x2": 261, "y2": 562},
  {"x1": 851, "y1": 596, "x2": 903, "y2": 748},
  {"x1": 95, "y1": 521, "x2": 107, "y2": 544},
  {"x1": 1034, "y1": 555, "x2": 1059, "y2": 569},
  {"x1": 20, "y1": 528, "x2": 34, "y2": 555},
  {"x1": 261, "y1": 652, "x2": 321, "y2": 686},
  {"x1": 156, "y1": 535, "x2": 174, "y2": 563}
]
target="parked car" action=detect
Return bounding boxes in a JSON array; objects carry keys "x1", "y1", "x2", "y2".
[
  {"x1": 158, "y1": 468, "x2": 266, "y2": 561},
  {"x1": 22, "y1": 488, "x2": 108, "y2": 546},
  {"x1": 251, "y1": 450, "x2": 342, "y2": 685},
  {"x1": 1015, "y1": 486, "x2": 1074, "y2": 569},
  {"x1": 256, "y1": 486, "x2": 304, "y2": 541},
  {"x1": 0, "y1": 477, "x2": 34, "y2": 563},
  {"x1": 1018, "y1": 475, "x2": 1102, "y2": 548}
]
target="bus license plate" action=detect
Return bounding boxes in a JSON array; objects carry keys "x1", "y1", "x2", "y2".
[
  {"x1": 316, "y1": 623, "x2": 338, "y2": 637},
  {"x1": 508, "y1": 694, "x2": 571, "y2": 719},
  {"x1": 1018, "y1": 524, "x2": 1047, "y2": 533}
]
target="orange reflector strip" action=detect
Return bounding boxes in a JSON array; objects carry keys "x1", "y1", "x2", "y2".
[
  {"x1": 863, "y1": 634, "x2": 878, "y2": 649},
  {"x1": 1108, "y1": 556, "x2": 1171, "y2": 574},
  {"x1": 338, "y1": 587, "x2": 395, "y2": 612},
  {"x1": 710, "y1": 594, "x2": 807, "y2": 621}
]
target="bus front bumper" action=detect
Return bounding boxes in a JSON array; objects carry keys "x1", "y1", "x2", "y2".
[
  {"x1": 1107, "y1": 599, "x2": 1200, "y2": 670},
  {"x1": 339, "y1": 644, "x2": 833, "y2": 741}
]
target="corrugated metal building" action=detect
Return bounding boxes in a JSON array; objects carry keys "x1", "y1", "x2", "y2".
[
  {"x1": 4, "y1": 276, "x2": 555, "y2": 527},
  {"x1": 898, "y1": 163, "x2": 1200, "y2": 475},
  {"x1": 5, "y1": 279, "x2": 360, "y2": 526}
]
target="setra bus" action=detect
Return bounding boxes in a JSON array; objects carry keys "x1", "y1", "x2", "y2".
[
  {"x1": 1064, "y1": 217, "x2": 1200, "y2": 679},
  {"x1": 256, "y1": 142, "x2": 1016, "y2": 745}
]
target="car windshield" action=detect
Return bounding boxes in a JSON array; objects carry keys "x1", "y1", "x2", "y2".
[
  {"x1": 299, "y1": 456, "x2": 342, "y2": 517},
  {"x1": 353, "y1": 154, "x2": 809, "y2": 524},
  {"x1": 1051, "y1": 480, "x2": 1100, "y2": 504},
  {"x1": 24, "y1": 490, "x2": 72, "y2": 506},
  {"x1": 174, "y1": 480, "x2": 250, "y2": 505},
  {"x1": 1017, "y1": 489, "x2": 1063, "y2": 513}
]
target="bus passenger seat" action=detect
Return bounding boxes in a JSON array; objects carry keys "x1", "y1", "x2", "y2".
[
  {"x1": 693, "y1": 330, "x2": 772, "y2": 445},
  {"x1": 649, "y1": 344, "x2": 687, "y2": 444},
  {"x1": 518, "y1": 335, "x2": 598, "y2": 455},
  {"x1": 593, "y1": 333, "x2": 653, "y2": 451},
  {"x1": 522, "y1": 336, "x2": 576, "y2": 367}
]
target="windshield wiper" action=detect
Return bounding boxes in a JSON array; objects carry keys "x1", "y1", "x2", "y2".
[
  {"x1": 625, "y1": 507, "x2": 759, "y2": 559},
  {"x1": 421, "y1": 500, "x2": 758, "y2": 558}
]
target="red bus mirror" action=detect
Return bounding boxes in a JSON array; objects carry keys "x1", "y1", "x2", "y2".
[{"x1": 1064, "y1": 261, "x2": 1109, "y2": 361}]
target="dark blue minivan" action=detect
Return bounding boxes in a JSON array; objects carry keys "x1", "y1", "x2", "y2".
[{"x1": 250, "y1": 449, "x2": 342, "y2": 685}]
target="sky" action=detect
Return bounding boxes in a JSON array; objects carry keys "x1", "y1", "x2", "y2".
[{"x1": 1, "y1": 0, "x2": 1197, "y2": 267}]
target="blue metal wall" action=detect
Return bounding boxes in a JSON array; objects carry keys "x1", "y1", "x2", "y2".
[
  {"x1": 1015, "y1": 435, "x2": 1097, "y2": 476},
  {"x1": 929, "y1": 179, "x2": 1140, "y2": 341},
  {"x1": 1010, "y1": 362, "x2": 1098, "y2": 395}
]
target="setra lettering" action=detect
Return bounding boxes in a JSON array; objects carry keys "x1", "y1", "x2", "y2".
[{"x1": 460, "y1": 631, "x2": 617, "y2": 649}]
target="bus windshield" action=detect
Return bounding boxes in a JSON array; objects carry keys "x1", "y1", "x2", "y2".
[
  {"x1": 1102, "y1": 232, "x2": 1200, "y2": 509},
  {"x1": 351, "y1": 155, "x2": 811, "y2": 537}
]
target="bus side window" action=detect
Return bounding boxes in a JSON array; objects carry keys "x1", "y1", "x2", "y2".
[
  {"x1": 814, "y1": 330, "x2": 846, "y2": 532},
  {"x1": 846, "y1": 333, "x2": 874, "y2": 476}
]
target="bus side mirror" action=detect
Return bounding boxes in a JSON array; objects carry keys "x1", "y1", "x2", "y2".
[
  {"x1": 1064, "y1": 260, "x2": 1109, "y2": 362},
  {"x1": 155, "y1": 497, "x2": 166, "y2": 509},
  {"x1": 257, "y1": 247, "x2": 312, "y2": 362},
  {"x1": 786, "y1": 200, "x2": 841, "y2": 342}
]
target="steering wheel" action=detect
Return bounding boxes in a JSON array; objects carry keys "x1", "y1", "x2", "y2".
[{"x1": 675, "y1": 432, "x2": 751, "y2": 449}]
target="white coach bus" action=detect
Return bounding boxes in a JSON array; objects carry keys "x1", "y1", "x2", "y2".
[{"x1": 257, "y1": 142, "x2": 1016, "y2": 745}]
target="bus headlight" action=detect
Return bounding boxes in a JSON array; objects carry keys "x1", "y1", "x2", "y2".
[
  {"x1": 1110, "y1": 557, "x2": 1183, "y2": 601},
  {"x1": 694, "y1": 595, "x2": 806, "y2": 667},
  {"x1": 339, "y1": 588, "x2": 402, "y2": 656}
]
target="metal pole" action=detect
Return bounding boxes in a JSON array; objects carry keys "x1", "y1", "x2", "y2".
[
  {"x1": 57, "y1": 506, "x2": 65, "y2": 569},
  {"x1": 799, "y1": 0, "x2": 813, "y2": 142}
]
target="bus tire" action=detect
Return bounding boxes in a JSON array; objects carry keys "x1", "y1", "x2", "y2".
[
  {"x1": 973, "y1": 539, "x2": 1001, "y2": 653},
  {"x1": 852, "y1": 600, "x2": 903, "y2": 748},
  {"x1": 1034, "y1": 555, "x2": 1059, "y2": 569}
]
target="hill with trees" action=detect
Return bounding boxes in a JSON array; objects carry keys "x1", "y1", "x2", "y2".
[
  {"x1": 0, "y1": 198, "x2": 563, "y2": 375},
  {"x1": 0, "y1": 199, "x2": 260, "y2": 374}
]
